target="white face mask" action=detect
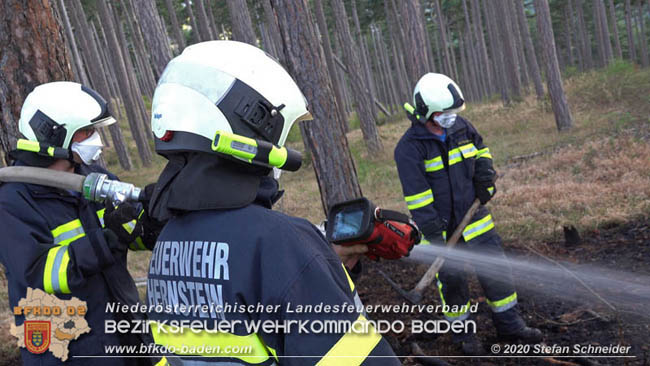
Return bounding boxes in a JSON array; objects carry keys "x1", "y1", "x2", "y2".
[
  {"x1": 71, "y1": 131, "x2": 103, "y2": 165},
  {"x1": 433, "y1": 113, "x2": 457, "y2": 128}
]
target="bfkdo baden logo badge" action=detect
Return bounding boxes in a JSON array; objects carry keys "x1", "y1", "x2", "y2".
[{"x1": 24, "y1": 320, "x2": 51, "y2": 354}]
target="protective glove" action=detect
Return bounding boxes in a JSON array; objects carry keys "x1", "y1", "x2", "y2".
[
  {"x1": 103, "y1": 201, "x2": 143, "y2": 244},
  {"x1": 474, "y1": 180, "x2": 496, "y2": 205},
  {"x1": 421, "y1": 217, "x2": 448, "y2": 245},
  {"x1": 102, "y1": 228, "x2": 128, "y2": 254}
]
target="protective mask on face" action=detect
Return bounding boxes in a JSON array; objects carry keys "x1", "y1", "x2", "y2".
[
  {"x1": 433, "y1": 113, "x2": 457, "y2": 129},
  {"x1": 71, "y1": 131, "x2": 103, "y2": 165}
]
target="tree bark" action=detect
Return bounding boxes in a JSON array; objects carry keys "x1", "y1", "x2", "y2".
[
  {"x1": 269, "y1": 0, "x2": 362, "y2": 215},
  {"x1": 350, "y1": 0, "x2": 378, "y2": 117},
  {"x1": 535, "y1": 0, "x2": 574, "y2": 131},
  {"x1": 165, "y1": 0, "x2": 185, "y2": 52},
  {"x1": 636, "y1": 3, "x2": 649, "y2": 67},
  {"x1": 484, "y1": 0, "x2": 510, "y2": 104},
  {"x1": 564, "y1": 1, "x2": 576, "y2": 68},
  {"x1": 608, "y1": 0, "x2": 623, "y2": 59},
  {"x1": 194, "y1": 0, "x2": 214, "y2": 41},
  {"x1": 399, "y1": 0, "x2": 432, "y2": 87},
  {"x1": 95, "y1": 0, "x2": 152, "y2": 166},
  {"x1": 261, "y1": 0, "x2": 285, "y2": 63},
  {"x1": 313, "y1": 0, "x2": 347, "y2": 125},
  {"x1": 185, "y1": 1, "x2": 202, "y2": 43},
  {"x1": 68, "y1": 0, "x2": 132, "y2": 170},
  {"x1": 56, "y1": 0, "x2": 89, "y2": 86},
  {"x1": 330, "y1": 0, "x2": 383, "y2": 154},
  {"x1": 0, "y1": 0, "x2": 72, "y2": 165},
  {"x1": 624, "y1": 0, "x2": 637, "y2": 62},
  {"x1": 133, "y1": 0, "x2": 173, "y2": 77},
  {"x1": 576, "y1": 0, "x2": 594, "y2": 69},
  {"x1": 226, "y1": 0, "x2": 256, "y2": 45},
  {"x1": 433, "y1": 0, "x2": 453, "y2": 78},
  {"x1": 516, "y1": 0, "x2": 545, "y2": 99},
  {"x1": 495, "y1": 0, "x2": 521, "y2": 100}
]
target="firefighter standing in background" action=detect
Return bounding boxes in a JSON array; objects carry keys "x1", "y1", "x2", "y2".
[
  {"x1": 0, "y1": 82, "x2": 160, "y2": 365},
  {"x1": 394, "y1": 73, "x2": 542, "y2": 355},
  {"x1": 145, "y1": 40, "x2": 400, "y2": 365}
]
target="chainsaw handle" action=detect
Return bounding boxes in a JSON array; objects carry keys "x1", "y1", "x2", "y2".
[{"x1": 412, "y1": 199, "x2": 481, "y2": 294}]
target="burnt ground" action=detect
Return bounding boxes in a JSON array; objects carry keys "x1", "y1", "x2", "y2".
[{"x1": 357, "y1": 218, "x2": 650, "y2": 366}]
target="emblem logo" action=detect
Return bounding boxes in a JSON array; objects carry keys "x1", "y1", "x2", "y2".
[{"x1": 24, "y1": 320, "x2": 51, "y2": 354}]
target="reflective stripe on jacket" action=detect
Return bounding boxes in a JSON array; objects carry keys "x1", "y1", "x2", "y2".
[
  {"x1": 0, "y1": 163, "x2": 152, "y2": 365},
  {"x1": 394, "y1": 116, "x2": 495, "y2": 239}
]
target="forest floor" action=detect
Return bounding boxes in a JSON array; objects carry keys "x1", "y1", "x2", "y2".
[{"x1": 0, "y1": 62, "x2": 648, "y2": 365}]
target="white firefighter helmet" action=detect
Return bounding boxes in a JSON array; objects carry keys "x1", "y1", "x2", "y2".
[
  {"x1": 151, "y1": 40, "x2": 312, "y2": 156},
  {"x1": 412, "y1": 73, "x2": 466, "y2": 121},
  {"x1": 19, "y1": 81, "x2": 116, "y2": 149}
]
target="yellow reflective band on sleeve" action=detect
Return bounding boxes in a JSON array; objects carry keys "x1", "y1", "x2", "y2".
[
  {"x1": 47, "y1": 147, "x2": 55, "y2": 157},
  {"x1": 266, "y1": 345, "x2": 279, "y2": 362},
  {"x1": 96, "y1": 208, "x2": 106, "y2": 227},
  {"x1": 404, "y1": 189, "x2": 434, "y2": 210},
  {"x1": 459, "y1": 143, "x2": 478, "y2": 158},
  {"x1": 424, "y1": 156, "x2": 444, "y2": 172},
  {"x1": 487, "y1": 292, "x2": 518, "y2": 313},
  {"x1": 150, "y1": 322, "x2": 272, "y2": 364},
  {"x1": 488, "y1": 186, "x2": 495, "y2": 195},
  {"x1": 43, "y1": 245, "x2": 71, "y2": 294},
  {"x1": 477, "y1": 147, "x2": 493, "y2": 159},
  {"x1": 462, "y1": 214, "x2": 495, "y2": 241},
  {"x1": 447, "y1": 148, "x2": 463, "y2": 165},
  {"x1": 51, "y1": 219, "x2": 86, "y2": 246},
  {"x1": 316, "y1": 314, "x2": 382, "y2": 366},
  {"x1": 342, "y1": 263, "x2": 355, "y2": 292},
  {"x1": 122, "y1": 219, "x2": 137, "y2": 234},
  {"x1": 154, "y1": 357, "x2": 168, "y2": 366}
]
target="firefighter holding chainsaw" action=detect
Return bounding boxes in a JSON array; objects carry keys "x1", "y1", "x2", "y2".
[
  {"x1": 394, "y1": 73, "x2": 542, "y2": 355},
  {"x1": 145, "y1": 40, "x2": 400, "y2": 365},
  {"x1": 0, "y1": 82, "x2": 159, "y2": 365}
]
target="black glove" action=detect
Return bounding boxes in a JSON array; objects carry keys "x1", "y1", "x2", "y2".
[
  {"x1": 103, "y1": 201, "x2": 143, "y2": 244},
  {"x1": 474, "y1": 180, "x2": 496, "y2": 204},
  {"x1": 102, "y1": 228, "x2": 128, "y2": 254},
  {"x1": 421, "y1": 217, "x2": 448, "y2": 245},
  {"x1": 140, "y1": 183, "x2": 166, "y2": 247}
]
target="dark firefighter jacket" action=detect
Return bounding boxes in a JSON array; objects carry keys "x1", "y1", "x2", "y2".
[
  {"x1": 394, "y1": 116, "x2": 496, "y2": 241},
  {"x1": 0, "y1": 162, "x2": 153, "y2": 366},
  {"x1": 146, "y1": 176, "x2": 400, "y2": 366}
]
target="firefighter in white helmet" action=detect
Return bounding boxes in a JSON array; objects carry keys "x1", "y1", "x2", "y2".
[
  {"x1": 145, "y1": 41, "x2": 400, "y2": 365},
  {"x1": 394, "y1": 73, "x2": 542, "y2": 355},
  {"x1": 0, "y1": 82, "x2": 158, "y2": 365}
]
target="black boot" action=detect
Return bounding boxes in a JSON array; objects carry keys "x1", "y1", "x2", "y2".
[{"x1": 499, "y1": 326, "x2": 543, "y2": 343}]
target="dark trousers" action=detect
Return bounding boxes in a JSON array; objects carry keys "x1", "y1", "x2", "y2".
[{"x1": 435, "y1": 229, "x2": 525, "y2": 337}]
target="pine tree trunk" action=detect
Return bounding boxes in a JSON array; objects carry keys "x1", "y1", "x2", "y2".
[
  {"x1": 68, "y1": 0, "x2": 132, "y2": 170},
  {"x1": 121, "y1": 0, "x2": 157, "y2": 96},
  {"x1": 56, "y1": 0, "x2": 89, "y2": 86},
  {"x1": 400, "y1": 0, "x2": 432, "y2": 87},
  {"x1": 471, "y1": 0, "x2": 493, "y2": 96},
  {"x1": 569, "y1": 0, "x2": 586, "y2": 70},
  {"x1": 164, "y1": 0, "x2": 185, "y2": 52},
  {"x1": 185, "y1": 1, "x2": 201, "y2": 43},
  {"x1": 350, "y1": 0, "x2": 378, "y2": 117},
  {"x1": 624, "y1": 0, "x2": 638, "y2": 62},
  {"x1": 576, "y1": 0, "x2": 594, "y2": 68},
  {"x1": 600, "y1": 0, "x2": 614, "y2": 65},
  {"x1": 261, "y1": 0, "x2": 285, "y2": 64},
  {"x1": 194, "y1": 0, "x2": 214, "y2": 41},
  {"x1": 535, "y1": 0, "x2": 574, "y2": 131},
  {"x1": 269, "y1": 0, "x2": 362, "y2": 214},
  {"x1": 385, "y1": 0, "x2": 411, "y2": 98},
  {"x1": 226, "y1": 0, "x2": 256, "y2": 45},
  {"x1": 461, "y1": 0, "x2": 482, "y2": 99},
  {"x1": 330, "y1": 0, "x2": 383, "y2": 154},
  {"x1": 313, "y1": 0, "x2": 348, "y2": 125},
  {"x1": 564, "y1": 1, "x2": 576, "y2": 67},
  {"x1": 433, "y1": 0, "x2": 453, "y2": 79},
  {"x1": 508, "y1": 0, "x2": 529, "y2": 90},
  {"x1": 133, "y1": 0, "x2": 172, "y2": 77},
  {"x1": 515, "y1": 0, "x2": 545, "y2": 99},
  {"x1": 96, "y1": 0, "x2": 152, "y2": 166},
  {"x1": 636, "y1": 3, "x2": 649, "y2": 67},
  {"x1": 484, "y1": 0, "x2": 510, "y2": 104},
  {"x1": 608, "y1": 0, "x2": 623, "y2": 59},
  {"x1": 495, "y1": 0, "x2": 521, "y2": 100},
  {"x1": 0, "y1": 0, "x2": 73, "y2": 165}
]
